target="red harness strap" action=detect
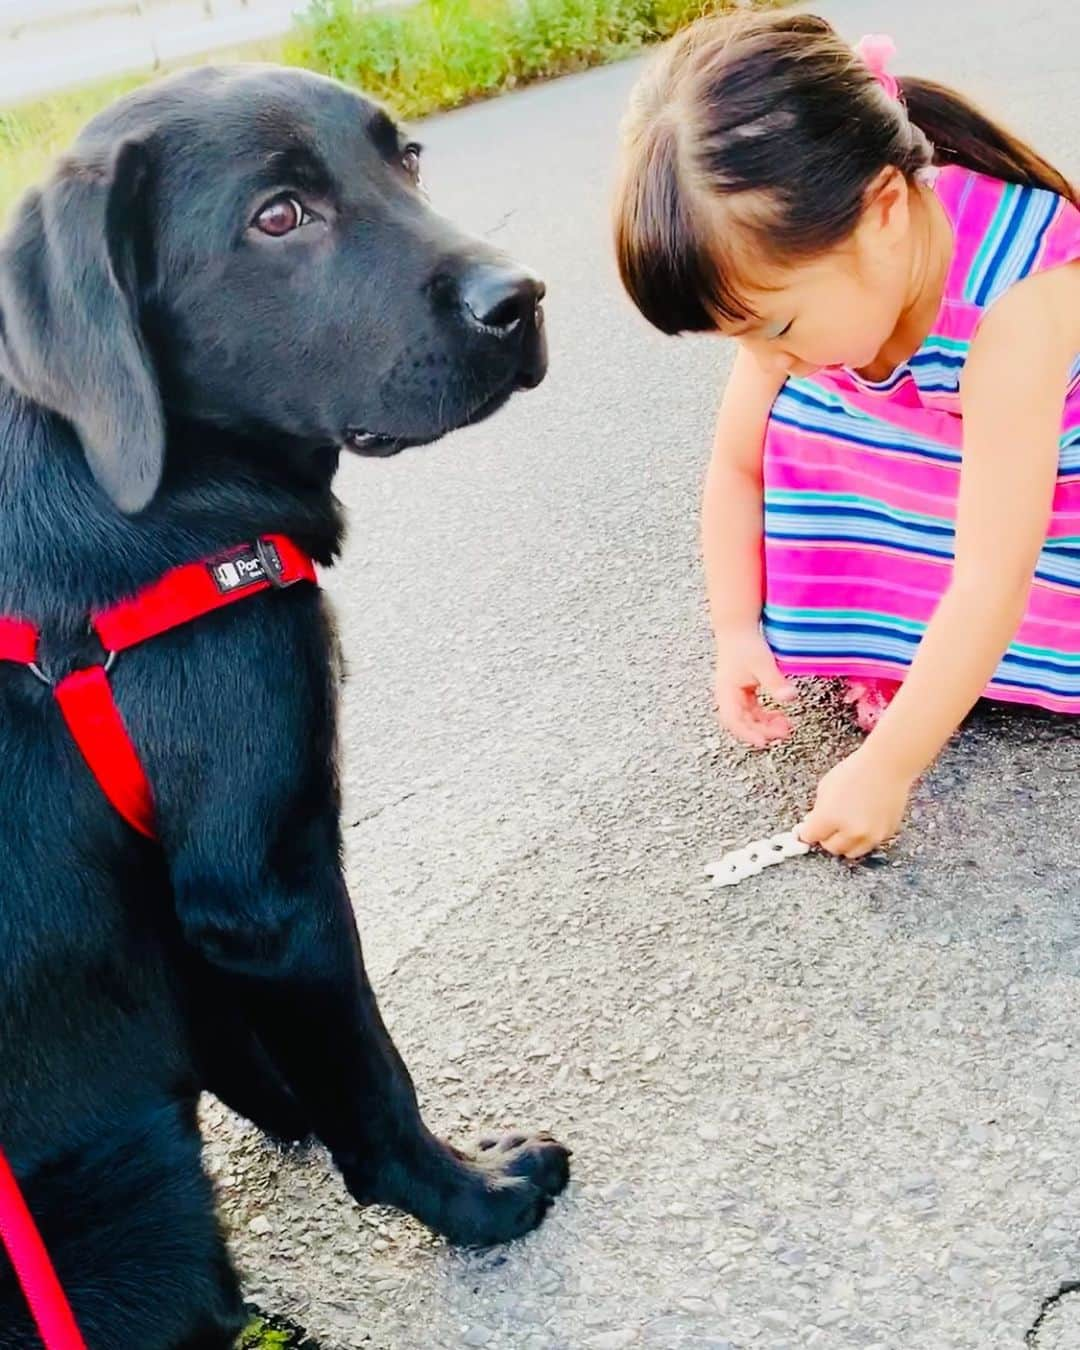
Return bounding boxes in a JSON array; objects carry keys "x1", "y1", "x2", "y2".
[
  {"x1": 0, "y1": 533, "x2": 316, "y2": 1348},
  {"x1": 0, "y1": 1152, "x2": 86, "y2": 1350},
  {"x1": 0, "y1": 618, "x2": 38, "y2": 664},
  {"x1": 92, "y1": 534, "x2": 316, "y2": 653},
  {"x1": 53, "y1": 667, "x2": 159, "y2": 838}
]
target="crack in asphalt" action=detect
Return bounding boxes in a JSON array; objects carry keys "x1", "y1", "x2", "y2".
[
  {"x1": 1026, "y1": 1281, "x2": 1080, "y2": 1345},
  {"x1": 347, "y1": 791, "x2": 419, "y2": 828}
]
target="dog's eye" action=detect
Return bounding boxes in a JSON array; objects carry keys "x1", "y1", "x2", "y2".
[
  {"x1": 401, "y1": 144, "x2": 422, "y2": 183},
  {"x1": 253, "y1": 196, "x2": 309, "y2": 237}
]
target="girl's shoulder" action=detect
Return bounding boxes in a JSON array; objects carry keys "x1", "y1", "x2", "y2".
[
  {"x1": 825, "y1": 170, "x2": 1078, "y2": 412},
  {"x1": 933, "y1": 165, "x2": 1080, "y2": 317}
]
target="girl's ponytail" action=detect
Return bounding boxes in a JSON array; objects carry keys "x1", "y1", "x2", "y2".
[{"x1": 901, "y1": 77, "x2": 1076, "y2": 205}]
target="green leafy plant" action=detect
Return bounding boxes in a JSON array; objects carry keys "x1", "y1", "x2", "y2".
[{"x1": 284, "y1": 0, "x2": 742, "y2": 119}]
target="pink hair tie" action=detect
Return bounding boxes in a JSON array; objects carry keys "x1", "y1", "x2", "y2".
[{"x1": 855, "y1": 33, "x2": 900, "y2": 101}]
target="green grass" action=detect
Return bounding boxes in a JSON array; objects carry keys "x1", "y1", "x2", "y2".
[
  {"x1": 0, "y1": 38, "x2": 284, "y2": 216},
  {"x1": 236, "y1": 1311, "x2": 318, "y2": 1348},
  {"x1": 237, "y1": 1319, "x2": 296, "y2": 1348},
  {"x1": 1, "y1": 74, "x2": 143, "y2": 213},
  {"x1": 0, "y1": 0, "x2": 753, "y2": 216},
  {"x1": 285, "y1": 0, "x2": 741, "y2": 119}
]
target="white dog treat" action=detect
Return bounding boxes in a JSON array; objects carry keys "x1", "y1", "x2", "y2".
[{"x1": 705, "y1": 829, "x2": 810, "y2": 888}]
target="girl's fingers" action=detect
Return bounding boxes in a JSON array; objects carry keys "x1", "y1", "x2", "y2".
[
  {"x1": 740, "y1": 688, "x2": 793, "y2": 740},
  {"x1": 716, "y1": 687, "x2": 768, "y2": 747},
  {"x1": 801, "y1": 811, "x2": 878, "y2": 858},
  {"x1": 717, "y1": 679, "x2": 794, "y2": 749},
  {"x1": 820, "y1": 832, "x2": 875, "y2": 858},
  {"x1": 758, "y1": 666, "x2": 798, "y2": 705},
  {"x1": 737, "y1": 712, "x2": 771, "y2": 749},
  {"x1": 817, "y1": 832, "x2": 853, "y2": 857},
  {"x1": 798, "y1": 810, "x2": 829, "y2": 846},
  {"x1": 757, "y1": 709, "x2": 792, "y2": 741},
  {"x1": 801, "y1": 815, "x2": 861, "y2": 857},
  {"x1": 740, "y1": 688, "x2": 792, "y2": 747}
]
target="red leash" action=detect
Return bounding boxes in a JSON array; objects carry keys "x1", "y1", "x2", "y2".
[
  {"x1": 0, "y1": 1150, "x2": 86, "y2": 1350},
  {"x1": 0, "y1": 535, "x2": 317, "y2": 1347}
]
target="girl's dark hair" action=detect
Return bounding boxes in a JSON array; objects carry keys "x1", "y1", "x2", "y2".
[{"x1": 613, "y1": 11, "x2": 1076, "y2": 335}]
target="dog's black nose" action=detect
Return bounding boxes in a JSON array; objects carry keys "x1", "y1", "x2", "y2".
[{"x1": 460, "y1": 264, "x2": 545, "y2": 335}]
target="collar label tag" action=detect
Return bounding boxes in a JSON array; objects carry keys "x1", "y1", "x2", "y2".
[{"x1": 207, "y1": 542, "x2": 279, "y2": 595}]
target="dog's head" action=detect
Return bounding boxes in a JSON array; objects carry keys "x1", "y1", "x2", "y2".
[{"x1": 0, "y1": 66, "x2": 547, "y2": 512}]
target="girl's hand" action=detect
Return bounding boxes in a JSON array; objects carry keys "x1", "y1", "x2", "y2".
[
  {"x1": 714, "y1": 629, "x2": 797, "y2": 748},
  {"x1": 799, "y1": 746, "x2": 914, "y2": 858}
]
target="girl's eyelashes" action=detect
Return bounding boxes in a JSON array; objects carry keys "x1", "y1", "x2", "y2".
[{"x1": 768, "y1": 320, "x2": 794, "y2": 340}]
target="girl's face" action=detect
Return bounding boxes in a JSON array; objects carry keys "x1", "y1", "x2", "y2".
[{"x1": 719, "y1": 173, "x2": 919, "y2": 378}]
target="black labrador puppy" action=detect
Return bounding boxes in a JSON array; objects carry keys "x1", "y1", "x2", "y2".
[{"x1": 0, "y1": 66, "x2": 568, "y2": 1349}]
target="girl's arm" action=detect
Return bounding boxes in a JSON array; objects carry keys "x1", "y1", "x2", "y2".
[
  {"x1": 704, "y1": 348, "x2": 793, "y2": 746},
  {"x1": 702, "y1": 346, "x2": 787, "y2": 635},
  {"x1": 865, "y1": 267, "x2": 1074, "y2": 781},
  {"x1": 803, "y1": 262, "x2": 1077, "y2": 857}
]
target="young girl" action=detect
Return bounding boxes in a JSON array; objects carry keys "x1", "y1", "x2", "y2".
[{"x1": 613, "y1": 12, "x2": 1080, "y2": 860}]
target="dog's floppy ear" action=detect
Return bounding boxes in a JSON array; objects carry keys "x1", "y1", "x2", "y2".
[{"x1": 0, "y1": 138, "x2": 164, "y2": 513}]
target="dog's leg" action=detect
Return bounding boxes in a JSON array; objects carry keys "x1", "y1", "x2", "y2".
[
  {"x1": 195, "y1": 996, "x2": 312, "y2": 1145},
  {"x1": 206, "y1": 1043, "x2": 311, "y2": 1147},
  {"x1": 174, "y1": 1332, "x2": 241, "y2": 1350},
  {"x1": 177, "y1": 865, "x2": 569, "y2": 1246},
  {"x1": 2, "y1": 1100, "x2": 245, "y2": 1350},
  {"x1": 162, "y1": 606, "x2": 570, "y2": 1247},
  {"x1": 299, "y1": 927, "x2": 572, "y2": 1247}
]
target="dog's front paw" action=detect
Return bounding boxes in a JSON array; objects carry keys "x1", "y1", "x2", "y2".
[
  {"x1": 474, "y1": 1130, "x2": 571, "y2": 1197},
  {"x1": 344, "y1": 1125, "x2": 571, "y2": 1247},
  {"x1": 439, "y1": 1131, "x2": 571, "y2": 1246}
]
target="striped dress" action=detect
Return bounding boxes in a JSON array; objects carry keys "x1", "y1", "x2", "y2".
[{"x1": 761, "y1": 166, "x2": 1080, "y2": 715}]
